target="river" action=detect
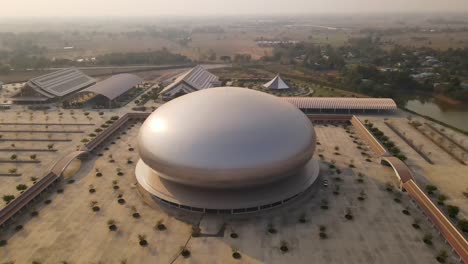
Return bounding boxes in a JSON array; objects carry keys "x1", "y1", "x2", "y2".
[{"x1": 405, "y1": 99, "x2": 468, "y2": 131}]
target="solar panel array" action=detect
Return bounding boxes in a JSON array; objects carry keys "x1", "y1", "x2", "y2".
[
  {"x1": 81, "y1": 74, "x2": 143, "y2": 101},
  {"x1": 160, "y1": 65, "x2": 220, "y2": 96},
  {"x1": 28, "y1": 68, "x2": 96, "y2": 97}
]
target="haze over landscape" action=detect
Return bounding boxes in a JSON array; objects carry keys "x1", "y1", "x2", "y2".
[
  {"x1": 0, "y1": 1, "x2": 467, "y2": 263},
  {"x1": 1, "y1": 0, "x2": 468, "y2": 17}
]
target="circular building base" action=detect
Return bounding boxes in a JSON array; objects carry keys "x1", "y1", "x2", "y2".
[{"x1": 136, "y1": 158, "x2": 319, "y2": 214}]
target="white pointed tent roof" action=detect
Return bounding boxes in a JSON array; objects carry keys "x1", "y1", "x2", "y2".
[{"x1": 263, "y1": 74, "x2": 291, "y2": 90}]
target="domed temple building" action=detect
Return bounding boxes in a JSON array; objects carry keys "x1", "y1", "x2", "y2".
[{"x1": 135, "y1": 87, "x2": 319, "y2": 214}]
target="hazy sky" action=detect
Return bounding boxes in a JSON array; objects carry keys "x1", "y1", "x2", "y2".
[{"x1": 1, "y1": 0, "x2": 468, "y2": 17}]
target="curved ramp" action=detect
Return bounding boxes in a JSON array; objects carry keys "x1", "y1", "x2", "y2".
[
  {"x1": 381, "y1": 156, "x2": 415, "y2": 187},
  {"x1": 50, "y1": 150, "x2": 87, "y2": 177}
]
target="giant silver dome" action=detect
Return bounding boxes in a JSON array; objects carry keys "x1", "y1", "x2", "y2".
[{"x1": 137, "y1": 87, "x2": 316, "y2": 189}]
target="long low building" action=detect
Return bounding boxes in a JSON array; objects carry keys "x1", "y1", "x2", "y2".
[
  {"x1": 281, "y1": 97, "x2": 397, "y2": 113},
  {"x1": 11, "y1": 68, "x2": 96, "y2": 103}
]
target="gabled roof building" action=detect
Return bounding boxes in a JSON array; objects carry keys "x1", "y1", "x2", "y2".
[
  {"x1": 159, "y1": 65, "x2": 221, "y2": 100},
  {"x1": 11, "y1": 68, "x2": 96, "y2": 103}
]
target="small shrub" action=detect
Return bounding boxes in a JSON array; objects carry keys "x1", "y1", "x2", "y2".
[
  {"x1": 108, "y1": 220, "x2": 117, "y2": 231},
  {"x1": 156, "y1": 220, "x2": 166, "y2": 231},
  {"x1": 426, "y1": 185, "x2": 437, "y2": 193},
  {"x1": 267, "y1": 224, "x2": 277, "y2": 234},
  {"x1": 181, "y1": 249, "x2": 191, "y2": 258},
  {"x1": 232, "y1": 251, "x2": 241, "y2": 259},
  {"x1": 319, "y1": 232, "x2": 328, "y2": 239},
  {"x1": 280, "y1": 241, "x2": 289, "y2": 252},
  {"x1": 320, "y1": 199, "x2": 329, "y2": 210},
  {"x1": 298, "y1": 214, "x2": 307, "y2": 223},
  {"x1": 435, "y1": 250, "x2": 448, "y2": 263},
  {"x1": 3, "y1": 194, "x2": 16, "y2": 204},
  {"x1": 0, "y1": 240, "x2": 7, "y2": 247},
  {"x1": 16, "y1": 184, "x2": 28, "y2": 191},
  {"x1": 423, "y1": 234, "x2": 433, "y2": 245},
  {"x1": 385, "y1": 184, "x2": 393, "y2": 192},
  {"x1": 44, "y1": 199, "x2": 52, "y2": 204},
  {"x1": 230, "y1": 232, "x2": 238, "y2": 238},
  {"x1": 446, "y1": 205, "x2": 459, "y2": 218},
  {"x1": 345, "y1": 209, "x2": 353, "y2": 220},
  {"x1": 457, "y1": 219, "x2": 467, "y2": 233},
  {"x1": 138, "y1": 235, "x2": 148, "y2": 247}
]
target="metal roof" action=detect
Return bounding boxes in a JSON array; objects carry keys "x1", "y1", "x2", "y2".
[
  {"x1": 281, "y1": 97, "x2": 397, "y2": 110},
  {"x1": 28, "y1": 68, "x2": 96, "y2": 97},
  {"x1": 160, "y1": 65, "x2": 219, "y2": 95},
  {"x1": 81, "y1": 74, "x2": 143, "y2": 101}
]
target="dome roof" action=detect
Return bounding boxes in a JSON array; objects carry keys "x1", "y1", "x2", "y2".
[{"x1": 137, "y1": 87, "x2": 316, "y2": 189}]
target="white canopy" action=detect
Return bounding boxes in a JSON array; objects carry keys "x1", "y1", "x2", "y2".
[{"x1": 263, "y1": 74, "x2": 291, "y2": 90}]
